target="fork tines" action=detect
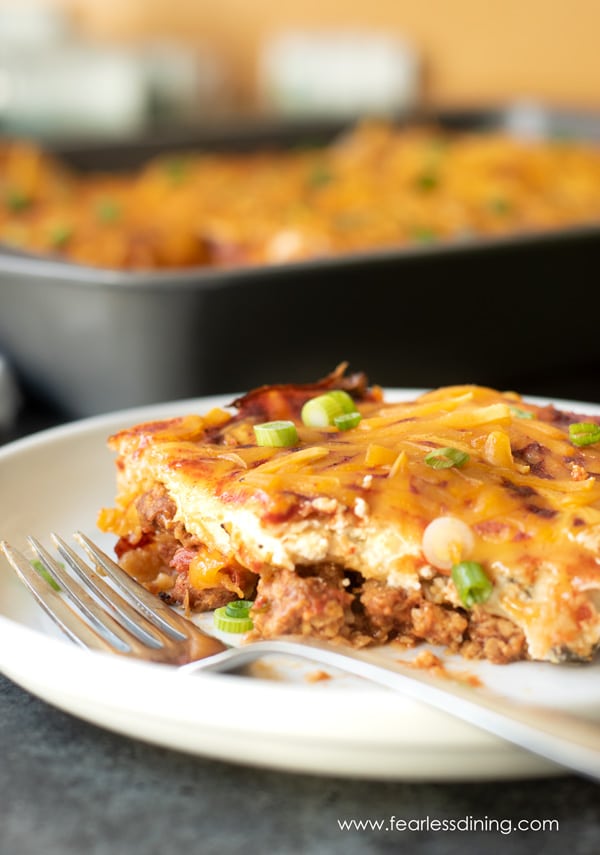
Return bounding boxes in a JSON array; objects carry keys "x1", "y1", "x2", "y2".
[{"x1": 0, "y1": 533, "x2": 225, "y2": 663}]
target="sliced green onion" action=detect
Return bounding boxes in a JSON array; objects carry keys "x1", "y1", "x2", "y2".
[
  {"x1": 424, "y1": 447, "x2": 470, "y2": 469},
  {"x1": 307, "y1": 164, "x2": 334, "y2": 188},
  {"x1": 415, "y1": 171, "x2": 439, "y2": 191},
  {"x1": 31, "y1": 560, "x2": 61, "y2": 591},
  {"x1": 301, "y1": 395, "x2": 342, "y2": 427},
  {"x1": 253, "y1": 420, "x2": 298, "y2": 447},
  {"x1": 225, "y1": 600, "x2": 254, "y2": 619},
  {"x1": 96, "y1": 198, "x2": 121, "y2": 224},
  {"x1": 451, "y1": 561, "x2": 493, "y2": 608},
  {"x1": 49, "y1": 224, "x2": 72, "y2": 248},
  {"x1": 164, "y1": 157, "x2": 188, "y2": 184},
  {"x1": 213, "y1": 606, "x2": 253, "y2": 633},
  {"x1": 333, "y1": 411, "x2": 362, "y2": 431},
  {"x1": 411, "y1": 227, "x2": 438, "y2": 243},
  {"x1": 569, "y1": 422, "x2": 600, "y2": 447},
  {"x1": 489, "y1": 197, "x2": 511, "y2": 215},
  {"x1": 5, "y1": 188, "x2": 31, "y2": 212},
  {"x1": 301, "y1": 390, "x2": 356, "y2": 427},
  {"x1": 326, "y1": 390, "x2": 356, "y2": 414},
  {"x1": 510, "y1": 406, "x2": 535, "y2": 420}
]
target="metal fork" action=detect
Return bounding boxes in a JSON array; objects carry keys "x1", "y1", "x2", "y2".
[{"x1": 1, "y1": 533, "x2": 600, "y2": 782}]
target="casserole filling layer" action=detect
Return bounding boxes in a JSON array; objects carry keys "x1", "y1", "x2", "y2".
[{"x1": 114, "y1": 484, "x2": 526, "y2": 664}]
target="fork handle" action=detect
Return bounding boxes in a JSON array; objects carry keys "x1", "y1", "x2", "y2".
[{"x1": 179, "y1": 638, "x2": 600, "y2": 782}]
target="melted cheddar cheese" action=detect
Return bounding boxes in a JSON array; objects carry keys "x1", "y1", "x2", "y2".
[{"x1": 100, "y1": 382, "x2": 600, "y2": 663}]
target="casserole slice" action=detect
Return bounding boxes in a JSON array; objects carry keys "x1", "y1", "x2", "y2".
[{"x1": 98, "y1": 368, "x2": 600, "y2": 663}]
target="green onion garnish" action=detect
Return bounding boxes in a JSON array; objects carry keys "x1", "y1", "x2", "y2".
[
  {"x1": 489, "y1": 197, "x2": 511, "y2": 215},
  {"x1": 31, "y1": 560, "x2": 61, "y2": 591},
  {"x1": 569, "y1": 422, "x2": 600, "y2": 447},
  {"x1": 225, "y1": 600, "x2": 254, "y2": 619},
  {"x1": 301, "y1": 390, "x2": 356, "y2": 428},
  {"x1": 213, "y1": 606, "x2": 253, "y2": 633},
  {"x1": 451, "y1": 561, "x2": 493, "y2": 608},
  {"x1": 49, "y1": 224, "x2": 72, "y2": 248},
  {"x1": 411, "y1": 227, "x2": 438, "y2": 243},
  {"x1": 424, "y1": 447, "x2": 470, "y2": 469},
  {"x1": 301, "y1": 395, "x2": 340, "y2": 427},
  {"x1": 510, "y1": 406, "x2": 535, "y2": 420},
  {"x1": 415, "y1": 171, "x2": 439, "y2": 191},
  {"x1": 333, "y1": 412, "x2": 362, "y2": 431},
  {"x1": 253, "y1": 420, "x2": 298, "y2": 447},
  {"x1": 164, "y1": 157, "x2": 188, "y2": 184},
  {"x1": 96, "y1": 199, "x2": 121, "y2": 224},
  {"x1": 326, "y1": 390, "x2": 356, "y2": 414},
  {"x1": 307, "y1": 164, "x2": 334, "y2": 188},
  {"x1": 5, "y1": 188, "x2": 31, "y2": 212}
]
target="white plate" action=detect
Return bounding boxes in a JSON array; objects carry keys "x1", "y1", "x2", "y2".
[{"x1": 1, "y1": 391, "x2": 599, "y2": 781}]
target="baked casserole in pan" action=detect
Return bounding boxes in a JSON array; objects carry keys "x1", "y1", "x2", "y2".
[
  {"x1": 2, "y1": 120, "x2": 600, "y2": 270},
  {"x1": 2, "y1": 109, "x2": 600, "y2": 418}
]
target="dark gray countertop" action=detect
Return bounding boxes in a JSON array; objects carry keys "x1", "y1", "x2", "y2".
[
  {"x1": 1, "y1": 673, "x2": 599, "y2": 855},
  {"x1": 0, "y1": 678, "x2": 600, "y2": 855},
  {"x1": 1, "y1": 394, "x2": 599, "y2": 855}
]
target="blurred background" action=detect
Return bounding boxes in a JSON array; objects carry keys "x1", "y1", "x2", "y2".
[
  {"x1": 1, "y1": 0, "x2": 600, "y2": 431},
  {"x1": 0, "y1": 0, "x2": 598, "y2": 136}
]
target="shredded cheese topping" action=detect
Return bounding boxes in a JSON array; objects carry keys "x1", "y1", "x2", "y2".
[{"x1": 102, "y1": 383, "x2": 600, "y2": 661}]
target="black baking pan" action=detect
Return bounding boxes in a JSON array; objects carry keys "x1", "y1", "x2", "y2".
[{"x1": 1, "y1": 104, "x2": 600, "y2": 417}]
